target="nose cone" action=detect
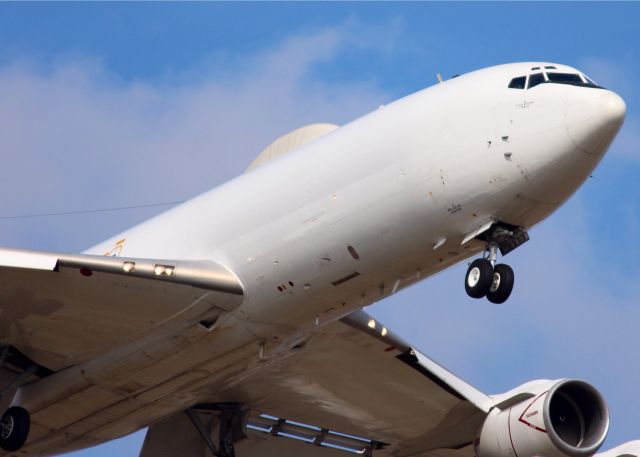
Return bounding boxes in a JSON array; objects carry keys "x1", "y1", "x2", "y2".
[
  {"x1": 566, "y1": 89, "x2": 626, "y2": 155},
  {"x1": 601, "y1": 90, "x2": 627, "y2": 124}
]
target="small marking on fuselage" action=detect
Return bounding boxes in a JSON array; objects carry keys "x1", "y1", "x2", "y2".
[
  {"x1": 447, "y1": 204, "x2": 462, "y2": 214},
  {"x1": 331, "y1": 271, "x2": 360, "y2": 286},
  {"x1": 516, "y1": 100, "x2": 535, "y2": 109}
]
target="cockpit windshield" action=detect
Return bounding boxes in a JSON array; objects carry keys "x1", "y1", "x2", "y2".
[
  {"x1": 546, "y1": 72, "x2": 601, "y2": 88},
  {"x1": 546, "y1": 72, "x2": 583, "y2": 84},
  {"x1": 508, "y1": 76, "x2": 526, "y2": 89},
  {"x1": 508, "y1": 69, "x2": 603, "y2": 90},
  {"x1": 528, "y1": 73, "x2": 545, "y2": 89}
]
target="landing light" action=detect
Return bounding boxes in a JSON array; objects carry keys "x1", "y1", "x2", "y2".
[
  {"x1": 154, "y1": 264, "x2": 175, "y2": 276},
  {"x1": 122, "y1": 261, "x2": 135, "y2": 273}
]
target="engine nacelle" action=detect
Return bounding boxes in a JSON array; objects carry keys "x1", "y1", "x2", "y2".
[{"x1": 476, "y1": 379, "x2": 609, "y2": 457}]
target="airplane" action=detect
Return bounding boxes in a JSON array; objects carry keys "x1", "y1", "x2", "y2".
[{"x1": 0, "y1": 61, "x2": 633, "y2": 457}]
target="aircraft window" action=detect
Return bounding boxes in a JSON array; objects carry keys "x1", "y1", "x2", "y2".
[
  {"x1": 508, "y1": 76, "x2": 526, "y2": 89},
  {"x1": 531, "y1": 66, "x2": 541, "y2": 70},
  {"x1": 528, "y1": 73, "x2": 545, "y2": 89},
  {"x1": 547, "y1": 73, "x2": 584, "y2": 84},
  {"x1": 546, "y1": 72, "x2": 603, "y2": 88},
  {"x1": 544, "y1": 66, "x2": 557, "y2": 69}
]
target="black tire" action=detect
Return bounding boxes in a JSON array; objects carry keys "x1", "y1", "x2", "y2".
[
  {"x1": 486, "y1": 263, "x2": 515, "y2": 304},
  {"x1": 465, "y1": 259, "x2": 494, "y2": 299},
  {"x1": 0, "y1": 406, "x2": 30, "y2": 452}
]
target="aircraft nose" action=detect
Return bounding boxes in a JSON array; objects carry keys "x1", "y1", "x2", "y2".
[
  {"x1": 566, "y1": 89, "x2": 626, "y2": 155},
  {"x1": 602, "y1": 90, "x2": 627, "y2": 123}
]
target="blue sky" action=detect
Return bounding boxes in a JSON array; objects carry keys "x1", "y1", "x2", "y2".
[{"x1": 0, "y1": 2, "x2": 638, "y2": 456}]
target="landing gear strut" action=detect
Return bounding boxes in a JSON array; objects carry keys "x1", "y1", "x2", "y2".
[
  {"x1": 186, "y1": 403, "x2": 245, "y2": 457},
  {"x1": 465, "y1": 222, "x2": 526, "y2": 304}
]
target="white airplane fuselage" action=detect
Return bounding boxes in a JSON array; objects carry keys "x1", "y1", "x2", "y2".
[
  {"x1": 14, "y1": 62, "x2": 626, "y2": 455},
  {"x1": 89, "y1": 62, "x2": 624, "y2": 334}
]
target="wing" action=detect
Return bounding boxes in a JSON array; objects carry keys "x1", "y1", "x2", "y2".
[
  {"x1": 0, "y1": 247, "x2": 243, "y2": 371},
  {"x1": 140, "y1": 310, "x2": 493, "y2": 457}
]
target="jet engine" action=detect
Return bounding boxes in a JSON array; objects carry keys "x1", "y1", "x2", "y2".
[{"x1": 476, "y1": 379, "x2": 609, "y2": 457}]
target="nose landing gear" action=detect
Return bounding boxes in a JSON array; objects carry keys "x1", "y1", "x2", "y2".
[{"x1": 465, "y1": 240, "x2": 516, "y2": 304}]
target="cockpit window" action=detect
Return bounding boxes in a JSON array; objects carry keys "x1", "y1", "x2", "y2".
[
  {"x1": 508, "y1": 69, "x2": 604, "y2": 91},
  {"x1": 508, "y1": 76, "x2": 526, "y2": 89},
  {"x1": 528, "y1": 73, "x2": 546, "y2": 89},
  {"x1": 546, "y1": 73, "x2": 584, "y2": 84},
  {"x1": 547, "y1": 72, "x2": 603, "y2": 88}
]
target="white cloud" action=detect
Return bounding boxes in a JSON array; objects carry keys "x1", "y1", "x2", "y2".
[{"x1": 0, "y1": 24, "x2": 393, "y2": 251}]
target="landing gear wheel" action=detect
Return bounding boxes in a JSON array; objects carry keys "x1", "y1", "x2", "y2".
[
  {"x1": 486, "y1": 264, "x2": 515, "y2": 304},
  {"x1": 0, "y1": 406, "x2": 30, "y2": 452},
  {"x1": 465, "y1": 259, "x2": 494, "y2": 299}
]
